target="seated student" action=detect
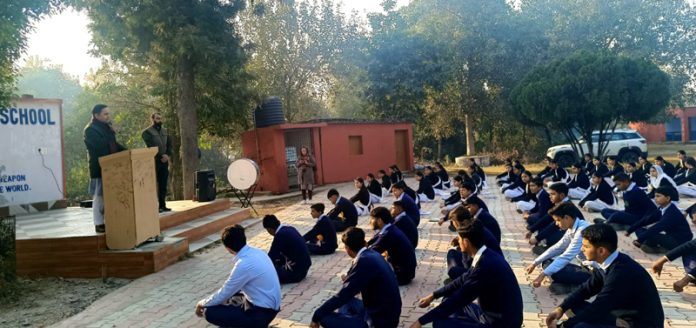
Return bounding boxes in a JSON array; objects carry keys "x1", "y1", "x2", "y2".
[
  {"x1": 513, "y1": 171, "x2": 536, "y2": 212},
  {"x1": 603, "y1": 156, "x2": 624, "y2": 187},
  {"x1": 349, "y1": 177, "x2": 371, "y2": 216},
  {"x1": 440, "y1": 175, "x2": 463, "y2": 213},
  {"x1": 647, "y1": 164, "x2": 680, "y2": 201},
  {"x1": 581, "y1": 153, "x2": 594, "y2": 176},
  {"x1": 523, "y1": 178, "x2": 552, "y2": 227},
  {"x1": 591, "y1": 156, "x2": 609, "y2": 178},
  {"x1": 465, "y1": 163, "x2": 484, "y2": 192},
  {"x1": 263, "y1": 215, "x2": 312, "y2": 284},
  {"x1": 652, "y1": 207, "x2": 696, "y2": 293},
  {"x1": 311, "y1": 228, "x2": 402, "y2": 328},
  {"x1": 568, "y1": 163, "x2": 591, "y2": 200},
  {"x1": 502, "y1": 164, "x2": 524, "y2": 199},
  {"x1": 445, "y1": 207, "x2": 502, "y2": 280},
  {"x1": 624, "y1": 161, "x2": 648, "y2": 188},
  {"x1": 391, "y1": 200, "x2": 419, "y2": 248},
  {"x1": 463, "y1": 196, "x2": 501, "y2": 243},
  {"x1": 304, "y1": 203, "x2": 338, "y2": 255},
  {"x1": 416, "y1": 171, "x2": 436, "y2": 202},
  {"x1": 377, "y1": 169, "x2": 391, "y2": 197},
  {"x1": 387, "y1": 166, "x2": 399, "y2": 186},
  {"x1": 626, "y1": 186, "x2": 693, "y2": 254},
  {"x1": 542, "y1": 159, "x2": 570, "y2": 185},
  {"x1": 544, "y1": 224, "x2": 664, "y2": 328},
  {"x1": 655, "y1": 155, "x2": 677, "y2": 178},
  {"x1": 675, "y1": 157, "x2": 696, "y2": 197},
  {"x1": 496, "y1": 161, "x2": 514, "y2": 186},
  {"x1": 327, "y1": 188, "x2": 358, "y2": 232},
  {"x1": 196, "y1": 225, "x2": 281, "y2": 327},
  {"x1": 538, "y1": 156, "x2": 553, "y2": 178},
  {"x1": 578, "y1": 172, "x2": 616, "y2": 213},
  {"x1": 526, "y1": 203, "x2": 591, "y2": 295},
  {"x1": 365, "y1": 173, "x2": 383, "y2": 205},
  {"x1": 392, "y1": 181, "x2": 420, "y2": 226},
  {"x1": 367, "y1": 207, "x2": 417, "y2": 285},
  {"x1": 438, "y1": 183, "x2": 486, "y2": 227},
  {"x1": 413, "y1": 219, "x2": 523, "y2": 328},
  {"x1": 638, "y1": 154, "x2": 652, "y2": 176},
  {"x1": 469, "y1": 158, "x2": 486, "y2": 181},
  {"x1": 424, "y1": 165, "x2": 443, "y2": 190},
  {"x1": 435, "y1": 162, "x2": 452, "y2": 190},
  {"x1": 599, "y1": 173, "x2": 657, "y2": 231},
  {"x1": 675, "y1": 149, "x2": 687, "y2": 176},
  {"x1": 528, "y1": 183, "x2": 583, "y2": 255}
]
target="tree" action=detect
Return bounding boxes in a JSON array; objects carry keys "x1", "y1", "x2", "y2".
[
  {"x1": 76, "y1": 0, "x2": 252, "y2": 199},
  {"x1": 510, "y1": 51, "x2": 671, "y2": 158},
  {"x1": 17, "y1": 56, "x2": 83, "y2": 114}
]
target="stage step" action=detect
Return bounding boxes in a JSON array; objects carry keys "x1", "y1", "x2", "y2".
[
  {"x1": 161, "y1": 207, "x2": 253, "y2": 252},
  {"x1": 187, "y1": 217, "x2": 261, "y2": 253},
  {"x1": 159, "y1": 199, "x2": 232, "y2": 230}
]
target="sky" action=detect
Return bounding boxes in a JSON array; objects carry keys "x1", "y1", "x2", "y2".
[{"x1": 21, "y1": 0, "x2": 411, "y2": 81}]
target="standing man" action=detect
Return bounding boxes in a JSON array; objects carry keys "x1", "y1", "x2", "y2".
[
  {"x1": 84, "y1": 104, "x2": 126, "y2": 233},
  {"x1": 142, "y1": 112, "x2": 173, "y2": 212}
]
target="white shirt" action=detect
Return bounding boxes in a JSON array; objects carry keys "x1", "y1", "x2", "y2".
[
  {"x1": 200, "y1": 245, "x2": 281, "y2": 310},
  {"x1": 599, "y1": 250, "x2": 620, "y2": 272},
  {"x1": 379, "y1": 223, "x2": 392, "y2": 235},
  {"x1": 394, "y1": 212, "x2": 407, "y2": 223},
  {"x1": 473, "y1": 208, "x2": 483, "y2": 219},
  {"x1": 471, "y1": 245, "x2": 488, "y2": 268},
  {"x1": 535, "y1": 219, "x2": 590, "y2": 276}
]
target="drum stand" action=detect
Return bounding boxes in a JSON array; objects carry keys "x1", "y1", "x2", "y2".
[{"x1": 233, "y1": 184, "x2": 258, "y2": 216}]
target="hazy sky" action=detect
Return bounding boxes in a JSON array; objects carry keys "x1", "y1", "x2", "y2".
[{"x1": 21, "y1": 0, "x2": 411, "y2": 80}]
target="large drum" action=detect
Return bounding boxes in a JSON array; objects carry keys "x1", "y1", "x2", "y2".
[{"x1": 227, "y1": 159, "x2": 260, "y2": 190}]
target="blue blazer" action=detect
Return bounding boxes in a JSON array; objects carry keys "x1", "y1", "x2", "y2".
[
  {"x1": 629, "y1": 203, "x2": 693, "y2": 245},
  {"x1": 417, "y1": 178, "x2": 435, "y2": 199},
  {"x1": 579, "y1": 180, "x2": 615, "y2": 207},
  {"x1": 312, "y1": 249, "x2": 402, "y2": 328},
  {"x1": 367, "y1": 224, "x2": 417, "y2": 283},
  {"x1": 528, "y1": 189, "x2": 552, "y2": 222},
  {"x1": 400, "y1": 193, "x2": 420, "y2": 226},
  {"x1": 629, "y1": 171, "x2": 648, "y2": 188},
  {"x1": 560, "y1": 253, "x2": 664, "y2": 327},
  {"x1": 666, "y1": 239, "x2": 696, "y2": 277},
  {"x1": 394, "y1": 213, "x2": 419, "y2": 248},
  {"x1": 622, "y1": 186, "x2": 656, "y2": 217},
  {"x1": 268, "y1": 225, "x2": 312, "y2": 274},
  {"x1": 303, "y1": 215, "x2": 338, "y2": 252},
  {"x1": 568, "y1": 171, "x2": 590, "y2": 190},
  {"x1": 419, "y1": 248, "x2": 522, "y2": 327},
  {"x1": 328, "y1": 196, "x2": 358, "y2": 227},
  {"x1": 476, "y1": 210, "x2": 502, "y2": 243}
]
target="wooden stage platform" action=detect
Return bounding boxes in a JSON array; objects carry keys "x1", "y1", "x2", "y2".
[{"x1": 15, "y1": 199, "x2": 251, "y2": 278}]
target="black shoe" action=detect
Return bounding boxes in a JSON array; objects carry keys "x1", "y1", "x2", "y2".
[
  {"x1": 159, "y1": 207, "x2": 172, "y2": 212},
  {"x1": 549, "y1": 282, "x2": 576, "y2": 295},
  {"x1": 95, "y1": 224, "x2": 106, "y2": 233},
  {"x1": 640, "y1": 244, "x2": 667, "y2": 254},
  {"x1": 532, "y1": 245, "x2": 548, "y2": 256},
  {"x1": 516, "y1": 209, "x2": 523, "y2": 214},
  {"x1": 608, "y1": 223, "x2": 629, "y2": 232},
  {"x1": 593, "y1": 218, "x2": 606, "y2": 224}
]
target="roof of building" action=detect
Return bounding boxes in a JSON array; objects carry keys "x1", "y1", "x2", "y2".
[{"x1": 298, "y1": 118, "x2": 411, "y2": 125}]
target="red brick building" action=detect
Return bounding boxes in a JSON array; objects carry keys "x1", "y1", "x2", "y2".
[
  {"x1": 629, "y1": 106, "x2": 696, "y2": 143},
  {"x1": 241, "y1": 120, "x2": 414, "y2": 194}
]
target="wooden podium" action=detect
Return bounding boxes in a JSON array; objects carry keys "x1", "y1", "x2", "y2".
[{"x1": 99, "y1": 147, "x2": 161, "y2": 250}]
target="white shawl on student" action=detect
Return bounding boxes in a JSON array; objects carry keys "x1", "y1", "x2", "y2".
[{"x1": 650, "y1": 165, "x2": 677, "y2": 190}]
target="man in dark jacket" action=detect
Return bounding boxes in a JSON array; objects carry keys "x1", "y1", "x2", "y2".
[
  {"x1": 391, "y1": 201, "x2": 419, "y2": 248},
  {"x1": 599, "y1": 173, "x2": 656, "y2": 230},
  {"x1": 263, "y1": 215, "x2": 312, "y2": 283},
  {"x1": 327, "y1": 189, "x2": 359, "y2": 232},
  {"x1": 367, "y1": 207, "x2": 417, "y2": 285},
  {"x1": 83, "y1": 104, "x2": 126, "y2": 233},
  {"x1": 304, "y1": 203, "x2": 338, "y2": 255},
  {"x1": 142, "y1": 112, "x2": 173, "y2": 212}
]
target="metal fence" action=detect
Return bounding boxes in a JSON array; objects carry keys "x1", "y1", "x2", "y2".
[{"x1": 0, "y1": 215, "x2": 16, "y2": 285}]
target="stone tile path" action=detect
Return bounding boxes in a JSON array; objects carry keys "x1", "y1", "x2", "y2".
[{"x1": 54, "y1": 178, "x2": 696, "y2": 327}]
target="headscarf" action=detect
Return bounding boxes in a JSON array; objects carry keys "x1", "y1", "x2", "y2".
[{"x1": 650, "y1": 165, "x2": 677, "y2": 189}]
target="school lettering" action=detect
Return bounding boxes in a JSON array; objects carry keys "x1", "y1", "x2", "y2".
[{"x1": 0, "y1": 108, "x2": 56, "y2": 126}]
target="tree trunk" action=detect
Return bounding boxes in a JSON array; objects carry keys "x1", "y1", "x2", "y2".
[
  {"x1": 169, "y1": 125, "x2": 184, "y2": 200},
  {"x1": 177, "y1": 56, "x2": 198, "y2": 200},
  {"x1": 465, "y1": 114, "x2": 475, "y2": 156},
  {"x1": 437, "y1": 138, "x2": 442, "y2": 160}
]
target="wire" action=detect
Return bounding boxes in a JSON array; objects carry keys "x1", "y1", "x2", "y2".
[{"x1": 38, "y1": 149, "x2": 64, "y2": 196}]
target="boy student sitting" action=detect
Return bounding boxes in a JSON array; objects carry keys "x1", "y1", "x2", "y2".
[
  {"x1": 445, "y1": 207, "x2": 502, "y2": 280},
  {"x1": 391, "y1": 200, "x2": 419, "y2": 248},
  {"x1": 591, "y1": 156, "x2": 609, "y2": 178},
  {"x1": 578, "y1": 172, "x2": 616, "y2": 213},
  {"x1": 675, "y1": 156, "x2": 696, "y2": 197},
  {"x1": 440, "y1": 175, "x2": 463, "y2": 213},
  {"x1": 567, "y1": 163, "x2": 591, "y2": 200},
  {"x1": 263, "y1": 215, "x2": 312, "y2": 284},
  {"x1": 196, "y1": 225, "x2": 281, "y2": 327},
  {"x1": 463, "y1": 196, "x2": 501, "y2": 243},
  {"x1": 655, "y1": 155, "x2": 677, "y2": 178},
  {"x1": 597, "y1": 173, "x2": 656, "y2": 231},
  {"x1": 349, "y1": 177, "x2": 371, "y2": 216},
  {"x1": 495, "y1": 161, "x2": 514, "y2": 186},
  {"x1": 365, "y1": 173, "x2": 383, "y2": 205},
  {"x1": 367, "y1": 207, "x2": 417, "y2": 285},
  {"x1": 513, "y1": 170, "x2": 536, "y2": 212},
  {"x1": 652, "y1": 207, "x2": 696, "y2": 293},
  {"x1": 413, "y1": 219, "x2": 523, "y2": 328},
  {"x1": 415, "y1": 171, "x2": 436, "y2": 202},
  {"x1": 303, "y1": 203, "x2": 338, "y2": 255},
  {"x1": 438, "y1": 183, "x2": 486, "y2": 227},
  {"x1": 502, "y1": 164, "x2": 525, "y2": 199},
  {"x1": 602, "y1": 155, "x2": 624, "y2": 187},
  {"x1": 311, "y1": 228, "x2": 402, "y2": 328},
  {"x1": 526, "y1": 203, "x2": 591, "y2": 295},
  {"x1": 544, "y1": 224, "x2": 664, "y2": 328},
  {"x1": 327, "y1": 188, "x2": 358, "y2": 232},
  {"x1": 523, "y1": 177, "x2": 552, "y2": 227},
  {"x1": 391, "y1": 181, "x2": 420, "y2": 226},
  {"x1": 626, "y1": 186, "x2": 693, "y2": 254},
  {"x1": 527, "y1": 183, "x2": 584, "y2": 255},
  {"x1": 542, "y1": 159, "x2": 570, "y2": 185},
  {"x1": 377, "y1": 169, "x2": 391, "y2": 196},
  {"x1": 624, "y1": 162, "x2": 648, "y2": 188}
]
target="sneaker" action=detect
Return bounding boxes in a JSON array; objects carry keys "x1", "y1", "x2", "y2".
[
  {"x1": 549, "y1": 283, "x2": 576, "y2": 295},
  {"x1": 95, "y1": 224, "x2": 106, "y2": 233},
  {"x1": 640, "y1": 244, "x2": 667, "y2": 254},
  {"x1": 532, "y1": 245, "x2": 548, "y2": 256},
  {"x1": 593, "y1": 218, "x2": 606, "y2": 224}
]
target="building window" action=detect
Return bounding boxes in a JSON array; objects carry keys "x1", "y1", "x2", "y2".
[{"x1": 348, "y1": 136, "x2": 363, "y2": 155}]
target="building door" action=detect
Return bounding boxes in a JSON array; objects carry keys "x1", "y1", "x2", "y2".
[
  {"x1": 665, "y1": 118, "x2": 682, "y2": 142},
  {"x1": 689, "y1": 117, "x2": 696, "y2": 141},
  {"x1": 284, "y1": 129, "x2": 313, "y2": 189},
  {"x1": 394, "y1": 130, "x2": 410, "y2": 171}
]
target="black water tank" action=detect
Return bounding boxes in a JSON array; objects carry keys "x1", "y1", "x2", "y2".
[{"x1": 254, "y1": 96, "x2": 286, "y2": 128}]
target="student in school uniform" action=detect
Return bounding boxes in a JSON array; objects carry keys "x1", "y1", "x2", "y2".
[
  {"x1": 526, "y1": 203, "x2": 591, "y2": 295},
  {"x1": 544, "y1": 224, "x2": 664, "y2": 328},
  {"x1": 624, "y1": 162, "x2": 648, "y2": 188},
  {"x1": 638, "y1": 154, "x2": 653, "y2": 176},
  {"x1": 502, "y1": 164, "x2": 525, "y2": 198},
  {"x1": 412, "y1": 219, "x2": 523, "y2": 328},
  {"x1": 579, "y1": 172, "x2": 616, "y2": 213},
  {"x1": 647, "y1": 165, "x2": 680, "y2": 201},
  {"x1": 391, "y1": 200, "x2": 419, "y2": 248},
  {"x1": 652, "y1": 210, "x2": 696, "y2": 293},
  {"x1": 365, "y1": 173, "x2": 383, "y2": 205},
  {"x1": 349, "y1": 177, "x2": 371, "y2": 216},
  {"x1": 263, "y1": 215, "x2": 312, "y2": 284},
  {"x1": 440, "y1": 175, "x2": 463, "y2": 214},
  {"x1": 469, "y1": 158, "x2": 486, "y2": 181},
  {"x1": 524, "y1": 178, "x2": 552, "y2": 227},
  {"x1": 438, "y1": 183, "x2": 487, "y2": 227},
  {"x1": 387, "y1": 166, "x2": 399, "y2": 186},
  {"x1": 514, "y1": 171, "x2": 537, "y2": 212},
  {"x1": 416, "y1": 171, "x2": 436, "y2": 202},
  {"x1": 391, "y1": 181, "x2": 420, "y2": 226},
  {"x1": 303, "y1": 203, "x2": 338, "y2": 255},
  {"x1": 528, "y1": 183, "x2": 585, "y2": 255},
  {"x1": 465, "y1": 163, "x2": 484, "y2": 192},
  {"x1": 581, "y1": 153, "x2": 594, "y2": 176},
  {"x1": 435, "y1": 162, "x2": 452, "y2": 190},
  {"x1": 538, "y1": 156, "x2": 553, "y2": 178},
  {"x1": 626, "y1": 186, "x2": 693, "y2": 254},
  {"x1": 424, "y1": 165, "x2": 443, "y2": 190},
  {"x1": 463, "y1": 196, "x2": 501, "y2": 243},
  {"x1": 542, "y1": 159, "x2": 570, "y2": 185},
  {"x1": 591, "y1": 156, "x2": 609, "y2": 178},
  {"x1": 603, "y1": 156, "x2": 624, "y2": 187},
  {"x1": 377, "y1": 169, "x2": 391, "y2": 197},
  {"x1": 496, "y1": 161, "x2": 514, "y2": 187},
  {"x1": 598, "y1": 173, "x2": 656, "y2": 231},
  {"x1": 675, "y1": 157, "x2": 696, "y2": 197},
  {"x1": 568, "y1": 163, "x2": 591, "y2": 200},
  {"x1": 327, "y1": 188, "x2": 359, "y2": 232},
  {"x1": 675, "y1": 150, "x2": 687, "y2": 176},
  {"x1": 444, "y1": 207, "x2": 503, "y2": 280},
  {"x1": 367, "y1": 207, "x2": 417, "y2": 285},
  {"x1": 655, "y1": 156, "x2": 677, "y2": 178},
  {"x1": 311, "y1": 228, "x2": 402, "y2": 328}
]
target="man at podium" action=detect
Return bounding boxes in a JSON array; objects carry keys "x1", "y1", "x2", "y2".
[
  {"x1": 142, "y1": 112, "x2": 172, "y2": 212},
  {"x1": 84, "y1": 104, "x2": 126, "y2": 233}
]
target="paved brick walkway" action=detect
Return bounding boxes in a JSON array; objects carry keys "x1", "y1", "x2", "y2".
[{"x1": 54, "y1": 178, "x2": 696, "y2": 328}]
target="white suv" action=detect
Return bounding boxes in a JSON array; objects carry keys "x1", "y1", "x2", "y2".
[{"x1": 546, "y1": 129, "x2": 648, "y2": 167}]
